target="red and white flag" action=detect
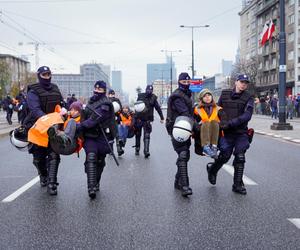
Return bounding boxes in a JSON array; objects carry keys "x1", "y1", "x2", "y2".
[{"x1": 260, "y1": 19, "x2": 275, "y2": 46}]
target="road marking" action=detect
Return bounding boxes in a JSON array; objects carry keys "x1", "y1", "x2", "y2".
[
  {"x1": 288, "y1": 218, "x2": 300, "y2": 229},
  {"x1": 2, "y1": 176, "x2": 39, "y2": 203},
  {"x1": 222, "y1": 164, "x2": 258, "y2": 185}
]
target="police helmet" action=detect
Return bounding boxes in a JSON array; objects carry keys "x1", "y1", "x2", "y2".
[
  {"x1": 134, "y1": 101, "x2": 146, "y2": 113},
  {"x1": 172, "y1": 116, "x2": 193, "y2": 142},
  {"x1": 112, "y1": 101, "x2": 121, "y2": 113},
  {"x1": 9, "y1": 127, "x2": 31, "y2": 151}
]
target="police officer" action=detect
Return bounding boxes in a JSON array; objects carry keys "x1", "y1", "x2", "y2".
[
  {"x1": 77, "y1": 81, "x2": 115, "y2": 199},
  {"x1": 3, "y1": 95, "x2": 14, "y2": 125},
  {"x1": 166, "y1": 72, "x2": 193, "y2": 197},
  {"x1": 134, "y1": 84, "x2": 164, "y2": 158},
  {"x1": 25, "y1": 66, "x2": 64, "y2": 195},
  {"x1": 108, "y1": 89, "x2": 123, "y2": 156},
  {"x1": 207, "y1": 74, "x2": 254, "y2": 195}
]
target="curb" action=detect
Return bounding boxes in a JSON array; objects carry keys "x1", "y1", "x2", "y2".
[{"x1": 255, "y1": 130, "x2": 300, "y2": 144}]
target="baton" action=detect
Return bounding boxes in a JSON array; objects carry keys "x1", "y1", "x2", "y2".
[{"x1": 85, "y1": 106, "x2": 120, "y2": 167}]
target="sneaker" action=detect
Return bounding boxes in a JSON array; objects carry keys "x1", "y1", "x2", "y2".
[
  {"x1": 203, "y1": 145, "x2": 214, "y2": 157},
  {"x1": 211, "y1": 145, "x2": 218, "y2": 159}
]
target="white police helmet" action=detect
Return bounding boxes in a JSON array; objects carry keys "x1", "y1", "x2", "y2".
[
  {"x1": 134, "y1": 101, "x2": 146, "y2": 113},
  {"x1": 9, "y1": 127, "x2": 31, "y2": 151},
  {"x1": 112, "y1": 101, "x2": 121, "y2": 113},
  {"x1": 172, "y1": 116, "x2": 193, "y2": 142}
]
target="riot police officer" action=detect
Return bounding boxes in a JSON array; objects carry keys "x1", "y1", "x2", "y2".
[
  {"x1": 3, "y1": 95, "x2": 14, "y2": 125},
  {"x1": 108, "y1": 89, "x2": 123, "y2": 156},
  {"x1": 207, "y1": 74, "x2": 254, "y2": 195},
  {"x1": 25, "y1": 66, "x2": 64, "y2": 195},
  {"x1": 134, "y1": 84, "x2": 164, "y2": 158},
  {"x1": 77, "y1": 81, "x2": 115, "y2": 199},
  {"x1": 166, "y1": 72, "x2": 193, "y2": 197}
]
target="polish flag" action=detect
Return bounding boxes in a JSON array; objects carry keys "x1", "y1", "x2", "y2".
[{"x1": 260, "y1": 19, "x2": 275, "y2": 46}]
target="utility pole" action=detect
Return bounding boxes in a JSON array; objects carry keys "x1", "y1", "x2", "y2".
[{"x1": 271, "y1": 0, "x2": 293, "y2": 130}]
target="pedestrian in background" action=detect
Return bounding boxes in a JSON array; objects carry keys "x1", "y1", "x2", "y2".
[
  {"x1": 270, "y1": 94, "x2": 278, "y2": 119},
  {"x1": 286, "y1": 95, "x2": 294, "y2": 120}
]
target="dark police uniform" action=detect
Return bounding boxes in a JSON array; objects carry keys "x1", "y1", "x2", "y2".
[
  {"x1": 166, "y1": 72, "x2": 193, "y2": 197},
  {"x1": 78, "y1": 82, "x2": 115, "y2": 199},
  {"x1": 108, "y1": 94, "x2": 123, "y2": 156},
  {"x1": 207, "y1": 75, "x2": 254, "y2": 195},
  {"x1": 3, "y1": 95, "x2": 14, "y2": 125},
  {"x1": 134, "y1": 86, "x2": 164, "y2": 158},
  {"x1": 25, "y1": 66, "x2": 64, "y2": 195}
]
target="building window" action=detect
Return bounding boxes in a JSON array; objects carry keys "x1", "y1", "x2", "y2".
[
  {"x1": 289, "y1": 0, "x2": 295, "y2": 6},
  {"x1": 288, "y1": 14, "x2": 295, "y2": 24},
  {"x1": 288, "y1": 32, "x2": 295, "y2": 42},
  {"x1": 288, "y1": 51, "x2": 294, "y2": 60}
]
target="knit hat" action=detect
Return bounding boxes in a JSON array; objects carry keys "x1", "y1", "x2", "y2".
[
  {"x1": 108, "y1": 89, "x2": 115, "y2": 95},
  {"x1": 69, "y1": 101, "x2": 83, "y2": 112},
  {"x1": 94, "y1": 80, "x2": 107, "y2": 91},
  {"x1": 198, "y1": 88, "x2": 212, "y2": 100},
  {"x1": 178, "y1": 72, "x2": 191, "y2": 82}
]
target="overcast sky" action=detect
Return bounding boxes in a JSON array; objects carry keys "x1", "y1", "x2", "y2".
[{"x1": 0, "y1": 0, "x2": 242, "y2": 100}]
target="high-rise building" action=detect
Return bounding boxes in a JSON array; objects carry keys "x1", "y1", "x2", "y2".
[
  {"x1": 147, "y1": 56, "x2": 177, "y2": 85},
  {"x1": 52, "y1": 63, "x2": 110, "y2": 100},
  {"x1": 0, "y1": 54, "x2": 30, "y2": 90},
  {"x1": 239, "y1": 0, "x2": 298, "y2": 96},
  {"x1": 111, "y1": 70, "x2": 122, "y2": 92},
  {"x1": 221, "y1": 59, "x2": 233, "y2": 76}
]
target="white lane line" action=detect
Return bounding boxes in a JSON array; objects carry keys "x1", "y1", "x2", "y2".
[
  {"x1": 2, "y1": 176, "x2": 39, "y2": 203},
  {"x1": 222, "y1": 164, "x2": 258, "y2": 186},
  {"x1": 288, "y1": 218, "x2": 300, "y2": 229}
]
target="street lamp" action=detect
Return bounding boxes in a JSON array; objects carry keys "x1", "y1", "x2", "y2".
[
  {"x1": 154, "y1": 68, "x2": 169, "y2": 104},
  {"x1": 180, "y1": 25, "x2": 209, "y2": 79},
  {"x1": 160, "y1": 49, "x2": 182, "y2": 94}
]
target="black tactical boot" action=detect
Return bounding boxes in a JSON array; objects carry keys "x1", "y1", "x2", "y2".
[
  {"x1": 135, "y1": 135, "x2": 141, "y2": 155},
  {"x1": 47, "y1": 152, "x2": 60, "y2": 195},
  {"x1": 207, "y1": 160, "x2": 224, "y2": 185},
  {"x1": 232, "y1": 163, "x2": 247, "y2": 195},
  {"x1": 178, "y1": 164, "x2": 192, "y2": 197},
  {"x1": 95, "y1": 158, "x2": 105, "y2": 192},
  {"x1": 86, "y1": 153, "x2": 98, "y2": 199},
  {"x1": 144, "y1": 137, "x2": 150, "y2": 158},
  {"x1": 174, "y1": 171, "x2": 180, "y2": 190},
  {"x1": 116, "y1": 138, "x2": 124, "y2": 156},
  {"x1": 33, "y1": 158, "x2": 48, "y2": 187}
]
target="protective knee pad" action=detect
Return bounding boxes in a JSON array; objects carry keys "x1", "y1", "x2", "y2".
[
  {"x1": 176, "y1": 150, "x2": 190, "y2": 165},
  {"x1": 85, "y1": 152, "x2": 97, "y2": 188},
  {"x1": 144, "y1": 133, "x2": 151, "y2": 140},
  {"x1": 33, "y1": 157, "x2": 47, "y2": 176},
  {"x1": 216, "y1": 152, "x2": 231, "y2": 165},
  {"x1": 47, "y1": 152, "x2": 60, "y2": 183},
  {"x1": 233, "y1": 153, "x2": 246, "y2": 164}
]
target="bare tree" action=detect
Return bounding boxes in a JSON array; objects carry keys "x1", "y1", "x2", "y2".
[
  {"x1": 230, "y1": 56, "x2": 259, "y2": 95},
  {"x1": 0, "y1": 60, "x2": 11, "y2": 98}
]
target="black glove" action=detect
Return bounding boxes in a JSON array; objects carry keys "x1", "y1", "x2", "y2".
[{"x1": 220, "y1": 120, "x2": 229, "y2": 130}]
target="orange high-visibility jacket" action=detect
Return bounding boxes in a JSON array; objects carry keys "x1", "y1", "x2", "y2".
[
  {"x1": 120, "y1": 113, "x2": 132, "y2": 126},
  {"x1": 28, "y1": 112, "x2": 64, "y2": 147},
  {"x1": 194, "y1": 106, "x2": 221, "y2": 123}
]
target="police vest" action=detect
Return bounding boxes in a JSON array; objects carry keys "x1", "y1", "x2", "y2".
[
  {"x1": 220, "y1": 89, "x2": 251, "y2": 133},
  {"x1": 28, "y1": 83, "x2": 63, "y2": 114},
  {"x1": 194, "y1": 106, "x2": 221, "y2": 123},
  {"x1": 82, "y1": 96, "x2": 116, "y2": 138},
  {"x1": 136, "y1": 93, "x2": 157, "y2": 121},
  {"x1": 166, "y1": 88, "x2": 193, "y2": 134}
]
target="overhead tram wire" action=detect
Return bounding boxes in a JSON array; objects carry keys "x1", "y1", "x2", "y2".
[
  {"x1": 1, "y1": 9, "x2": 114, "y2": 43},
  {"x1": 0, "y1": 14, "x2": 78, "y2": 67}
]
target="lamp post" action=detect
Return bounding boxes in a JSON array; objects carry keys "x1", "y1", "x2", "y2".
[
  {"x1": 154, "y1": 69, "x2": 169, "y2": 104},
  {"x1": 271, "y1": 0, "x2": 293, "y2": 130},
  {"x1": 180, "y1": 25, "x2": 209, "y2": 79},
  {"x1": 161, "y1": 49, "x2": 182, "y2": 94}
]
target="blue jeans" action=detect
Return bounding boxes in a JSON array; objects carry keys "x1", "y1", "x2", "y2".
[
  {"x1": 271, "y1": 107, "x2": 278, "y2": 119},
  {"x1": 118, "y1": 125, "x2": 129, "y2": 142}
]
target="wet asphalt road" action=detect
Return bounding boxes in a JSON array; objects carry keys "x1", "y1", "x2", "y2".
[{"x1": 0, "y1": 119, "x2": 299, "y2": 249}]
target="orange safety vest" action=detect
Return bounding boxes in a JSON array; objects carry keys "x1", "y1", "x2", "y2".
[
  {"x1": 28, "y1": 112, "x2": 64, "y2": 147},
  {"x1": 120, "y1": 113, "x2": 132, "y2": 126},
  {"x1": 194, "y1": 106, "x2": 221, "y2": 123},
  {"x1": 63, "y1": 115, "x2": 81, "y2": 129}
]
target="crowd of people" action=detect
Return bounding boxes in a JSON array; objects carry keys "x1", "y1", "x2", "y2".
[
  {"x1": 8, "y1": 66, "x2": 254, "y2": 200},
  {"x1": 254, "y1": 94, "x2": 300, "y2": 119}
]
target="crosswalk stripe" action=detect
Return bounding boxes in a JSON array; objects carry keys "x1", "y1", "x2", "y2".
[
  {"x1": 288, "y1": 218, "x2": 300, "y2": 229},
  {"x1": 222, "y1": 164, "x2": 258, "y2": 185}
]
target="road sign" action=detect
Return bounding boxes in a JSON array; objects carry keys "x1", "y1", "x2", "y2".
[{"x1": 189, "y1": 84, "x2": 203, "y2": 92}]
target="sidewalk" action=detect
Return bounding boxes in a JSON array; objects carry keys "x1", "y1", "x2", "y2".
[
  {"x1": 0, "y1": 111, "x2": 19, "y2": 138},
  {"x1": 249, "y1": 114, "x2": 300, "y2": 144}
]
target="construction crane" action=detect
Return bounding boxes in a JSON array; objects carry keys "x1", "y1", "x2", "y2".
[{"x1": 18, "y1": 41, "x2": 113, "y2": 69}]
